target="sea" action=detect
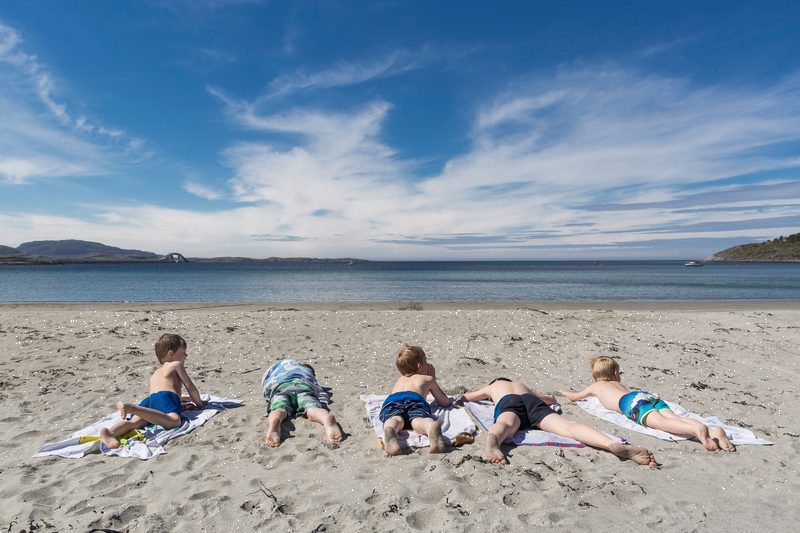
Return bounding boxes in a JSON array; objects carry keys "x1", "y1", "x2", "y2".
[{"x1": 0, "y1": 261, "x2": 798, "y2": 303}]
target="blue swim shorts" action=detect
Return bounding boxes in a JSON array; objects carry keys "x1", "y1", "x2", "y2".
[
  {"x1": 138, "y1": 390, "x2": 182, "y2": 416},
  {"x1": 379, "y1": 391, "x2": 433, "y2": 429},
  {"x1": 618, "y1": 391, "x2": 670, "y2": 426}
]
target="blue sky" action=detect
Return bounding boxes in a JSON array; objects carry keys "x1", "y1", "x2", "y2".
[{"x1": 1, "y1": 1, "x2": 799, "y2": 260}]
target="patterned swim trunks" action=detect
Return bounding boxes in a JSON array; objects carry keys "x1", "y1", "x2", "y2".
[
  {"x1": 618, "y1": 391, "x2": 671, "y2": 425},
  {"x1": 269, "y1": 381, "x2": 322, "y2": 417},
  {"x1": 379, "y1": 391, "x2": 433, "y2": 429}
]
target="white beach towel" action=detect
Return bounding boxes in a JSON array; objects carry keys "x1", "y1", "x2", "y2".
[
  {"x1": 575, "y1": 396, "x2": 773, "y2": 445},
  {"x1": 463, "y1": 400, "x2": 625, "y2": 448},
  {"x1": 33, "y1": 394, "x2": 243, "y2": 459},
  {"x1": 360, "y1": 394, "x2": 476, "y2": 449}
]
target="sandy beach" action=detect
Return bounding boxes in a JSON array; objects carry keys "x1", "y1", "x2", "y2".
[{"x1": 1, "y1": 302, "x2": 798, "y2": 532}]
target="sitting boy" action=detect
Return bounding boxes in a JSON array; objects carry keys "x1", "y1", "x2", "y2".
[
  {"x1": 262, "y1": 359, "x2": 343, "y2": 446},
  {"x1": 463, "y1": 378, "x2": 657, "y2": 466},
  {"x1": 100, "y1": 333, "x2": 206, "y2": 449},
  {"x1": 379, "y1": 344, "x2": 452, "y2": 456},
  {"x1": 559, "y1": 356, "x2": 735, "y2": 452}
]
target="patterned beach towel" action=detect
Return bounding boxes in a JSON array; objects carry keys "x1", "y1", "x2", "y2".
[
  {"x1": 463, "y1": 400, "x2": 626, "y2": 447},
  {"x1": 575, "y1": 396, "x2": 773, "y2": 445},
  {"x1": 361, "y1": 394, "x2": 476, "y2": 449},
  {"x1": 34, "y1": 394, "x2": 243, "y2": 459}
]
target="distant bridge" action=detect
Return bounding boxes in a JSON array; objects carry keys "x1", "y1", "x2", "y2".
[{"x1": 163, "y1": 253, "x2": 188, "y2": 263}]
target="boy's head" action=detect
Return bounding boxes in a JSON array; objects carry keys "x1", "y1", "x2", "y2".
[
  {"x1": 155, "y1": 333, "x2": 187, "y2": 363},
  {"x1": 590, "y1": 356, "x2": 619, "y2": 382},
  {"x1": 489, "y1": 377, "x2": 512, "y2": 385},
  {"x1": 302, "y1": 363, "x2": 316, "y2": 376},
  {"x1": 396, "y1": 344, "x2": 426, "y2": 376}
]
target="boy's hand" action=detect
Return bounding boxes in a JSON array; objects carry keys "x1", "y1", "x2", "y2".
[
  {"x1": 427, "y1": 364, "x2": 436, "y2": 378},
  {"x1": 559, "y1": 390, "x2": 580, "y2": 402}
]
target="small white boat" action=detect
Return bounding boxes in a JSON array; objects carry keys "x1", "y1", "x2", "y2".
[{"x1": 685, "y1": 261, "x2": 703, "y2": 267}]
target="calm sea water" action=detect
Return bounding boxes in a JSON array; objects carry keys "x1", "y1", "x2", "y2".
[{"x1": 0, "y1": 261, "x2": 797, "y2": 302}]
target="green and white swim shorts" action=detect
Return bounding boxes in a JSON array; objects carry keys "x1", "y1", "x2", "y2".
[{"x1": 269, "y1": 381, "x2": 322, "y2": 417}]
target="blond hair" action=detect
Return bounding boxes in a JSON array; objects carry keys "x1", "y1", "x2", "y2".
[
  {"x1": 396, "y1": 344, "x2": 426, "y2": 375},
  {"x1": 590, "y1": 356, "x2": 619, "y2": 382}
]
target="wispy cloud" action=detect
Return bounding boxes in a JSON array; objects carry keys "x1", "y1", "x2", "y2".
[
  {"x1": 7, "y1": 58, "x2": 800, "y2": 259},
  {"x1": 265, "y1": 46, "x2": 439, "y2": 97},
  {"x1": 199, "y1": 66, "x2": 800, "y2": 258},
  {"x1": 0, "y1": 21, "x2": 150, "y2": 184}
]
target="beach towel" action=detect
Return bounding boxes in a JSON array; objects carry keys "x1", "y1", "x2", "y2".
[
  {"x1": 575, "y1": 397, "x2": 773, "y2": 445},
  {"x1": 262, "y1": 359, "x2": 329, "y2": 409},
  {"x1": 33, "y1": 394, "x2": 243, "y2": 459},
  {"x1": 360, "y1": 394, "x2": 476, "y2": 449},
  {"x1": 463, "y1": 400, "x2": 624, "y2": 447}
]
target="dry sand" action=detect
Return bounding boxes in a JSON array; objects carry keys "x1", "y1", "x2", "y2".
[{"x1": 1, "y1": 302, "x2": 798, "y2": 532}]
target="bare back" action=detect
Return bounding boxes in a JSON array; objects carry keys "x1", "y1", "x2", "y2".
[
  {"x1": 391, "y1": 374, "x2": 449, "y2": 407},
  {"x1": 149, "y1": 361, "x2": 185, "y2": 396},
  {"x1": 588, "y1": 381, "x2": 630, "y2": 412},
  {"x1": 485, "y1": 381, "x2": 535, "y2": 404},
  {"x1": 560, "y1": 380, "x2": 630, "y2": 413},
  {"x1": 464, "y1": 380, "x2": 556, "y2": 406}
]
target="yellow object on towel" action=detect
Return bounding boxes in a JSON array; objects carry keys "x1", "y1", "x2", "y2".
[{"x1": 79, "y1": 429, "x2": 147, "y2": 445}]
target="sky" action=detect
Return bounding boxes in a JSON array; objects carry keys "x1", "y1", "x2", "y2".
[{"x1": 1, "y1": 1, "x2": 800, "y2": 260}]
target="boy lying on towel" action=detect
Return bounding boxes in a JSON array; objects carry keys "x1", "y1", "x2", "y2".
[
  {"x1": 463, "y1": 378, "x2": 657, "y2": 466},
  {"x1": 380, "y1": 344, "x2": 453, "y2": 456},
  {"x1": 560, "y1": 357, "x2": 735, "y2": 452},
  {"x1": 100, "y1": 334, "x2": 207, "y2": 449},
  {"x1": 262, "y1": 359, "x2": 343, "y2": 446}
]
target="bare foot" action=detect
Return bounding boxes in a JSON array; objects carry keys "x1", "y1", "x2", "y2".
[
  {"x1": 609, "y1": 443, "x2": 657, "y2": 466},
  {"x1": 486, "y1": 433, "x2": 507, "y2": 464},
  {"x1": 324, "y1": 414, "x2": 343, "y2": 443},
  {"x1": 428, "y1": 421, "x2": 445, "y2": 454},
  {"x1": 384, "y1": 427, "x2": 401, "y2": 456},
  {"x1": 99, "y1": 427, "x2": 121, "y2": 449},
  {"x1": 116, "y1": 401, "x2": 129, "y2": 421},
  {"x1": 265, "y1": 428, "x2": 281, "y2": 447},
  {"x1": 710, "y1": 427, "x2": 736, "y2": 452},
  {"x1": 698, "y1": 427, "x2": 720, "y2": 451}
]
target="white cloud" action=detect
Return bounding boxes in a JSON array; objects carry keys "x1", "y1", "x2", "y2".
[
  {"x1": 0, "y1": 21, "x2": 150, "y2": 184},
  {"x1": 200, "y1": 66, "x2": 800, "y2": 258},
  {"x1": 266, "y1": 47, "x2": 437, "y2": 97},
  {"x1": 5, "y1": 60, "x2": 800, "y2": 259},
  {"x1": 184, "y1": 181, "x2": 225, "y2": 200}
]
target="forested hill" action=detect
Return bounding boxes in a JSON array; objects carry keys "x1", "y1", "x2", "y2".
[
  {"x1": 16, "y1": 240, "x2": 158, "y2": 257},
  {"x1": 704, "y1": 233, "x2": 800, "y2": 262}
]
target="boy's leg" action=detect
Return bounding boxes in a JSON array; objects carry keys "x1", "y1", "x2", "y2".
[
  {"x1": 409, "y1": 416, "x2": 445, "y2": 454},
  {"x1": 538, "y1": 413, "x2": 657, "y2": 466},
  {"x1": 99, "y1": 416, "x2": 148, "y2": 449},
  {"x1": 485, "y1": 411, "x2": 521, "y2": 464},
  {"x1": 382, "y1": 416, "x2": 405, "y2": 456},
  {"x1": 645, "y1": 410, "x2": 726, "y2": 451},
  {"x1": 116, "y1": 402, "x2": 182, "y2": 429},
  {"x1": 305, "y1": 407, "x2": 343, "y2": 443},
  {"x1": 266, "y1": 408, "x2": 288, "y2": 447},
  {"x1": 99, "y1": 402, "x2": 181, "y2": 450}
]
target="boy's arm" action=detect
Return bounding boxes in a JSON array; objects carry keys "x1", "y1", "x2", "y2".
[
  {"x1": 531, "y1": 391, "x2": 557, "y2": 405},
  {"x1": 427, "y1": 376, "x2": 452, "y2": 408},
  {"x1": 462, "y1": 386, "x2": 491, "y2": 403},
  {"x1": 558, "y1": 385, "x2": 595, "y2": 403},
  {"x1": 174, "y1": 362, "x2": 207, "y2": 408}
]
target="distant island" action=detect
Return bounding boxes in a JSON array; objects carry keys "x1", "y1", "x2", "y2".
[
  {"x1": 704, "y1": 233, "x2": 800, "y2": 263},
  {"x1": 0, "y1": 239, "x2": 367, "y2": 265}
]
